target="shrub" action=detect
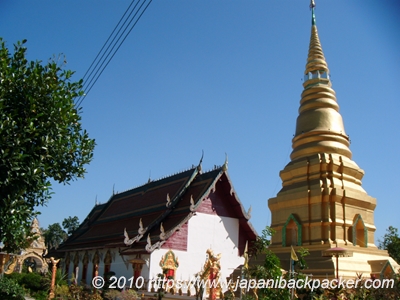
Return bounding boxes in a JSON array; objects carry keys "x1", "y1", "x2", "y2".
[
  {"x1": 104, "y1": 288, "x2": 138, "y2": 300},
  {"x1": 55, "y1": 284, "x2": 71, "y2": 299},
  {"x1": 31, "y1": 290, "x2": 48, "y2": 300},
  {"x1": 44, "y1": 268, "x2": 67, "y2": 291},
  {"x1": 20, "y1": 272, "x2": 44, "y2": 292},
  {"x1": 5, "y1": 273, "x2": 24, "y2": 284},
  {"x1": 0, "y1": 277, "x2": 25, "y2": 300},
  {"x1": 104, "y1": 289, "x2": 121, "y2": 300},
  {"x1": 120, "y1": 289, "x2": 138, "y2": 300}
]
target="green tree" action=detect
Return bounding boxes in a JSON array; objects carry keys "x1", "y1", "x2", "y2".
[
  {"x1": 62, "y1": 216, "x2": 80, "y2": 235},
  {"x1": 379, "y1": 226, "x2": 400, "y2": 264},
  {"x1": 43, "y1": 223, "x2": 67, "y2": 250},
  {"x1": 0, "y1": 39, "x2": 95, "y2": 253},
  {"x1": 248, "y1": 227, "x2": 291, "y2": 299}
]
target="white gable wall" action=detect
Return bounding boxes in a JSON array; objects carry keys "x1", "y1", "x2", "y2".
[{"x1": 149, "y1": 212, "x2": 243, "y2": 290}]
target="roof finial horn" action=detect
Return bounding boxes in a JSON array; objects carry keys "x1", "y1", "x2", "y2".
[
  {"x1": 222, "y1": 153, "x2": 228, "y2": 172},
  {"x1": 197, "y1": 150, "x2": 204, "y2": 174}
]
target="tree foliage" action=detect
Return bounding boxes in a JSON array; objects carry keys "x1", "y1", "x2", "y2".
[
  {"x1": 247, "y1": 226, "x2": 291, "y2": 299},
  {"x1": 62, "y1": 216, "x2": 79, "y2": 235},
  {"x1": 0, "y1": 39, "x2": 95, "y2": 253},
  {"x1": 43, "y1": 223, "x2": 67, "y2": 250},
  {"x1": 43, "y1": 216, "x2": 79, "y2": 250},
  {"x1": 379, "y1": 226, "x2": 400, "y2": 264}
]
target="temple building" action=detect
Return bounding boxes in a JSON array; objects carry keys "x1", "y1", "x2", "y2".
[
  {"x1": 268, "y1": 2, "x2": 399, "y2": 279},
  {"x1": 58, "y1": 158, "x2": 257, "y2": 292},
  {"x1": 0, "y1": 219, "x2": 48, "y2": 275}
]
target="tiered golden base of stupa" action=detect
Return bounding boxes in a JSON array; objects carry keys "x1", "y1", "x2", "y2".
[
  {"x1": 268, "y1": 153, "x2": 399, "y2": 279},
  {"x1": 269, "y1": 153, "x2": 375, "y2": 248}
]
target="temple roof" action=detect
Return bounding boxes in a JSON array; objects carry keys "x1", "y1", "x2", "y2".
[{"x1": 58, "y1": 161, "x2": 257, "y2": 253}]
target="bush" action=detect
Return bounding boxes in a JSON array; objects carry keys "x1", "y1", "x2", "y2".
[
  {"x1": 55, "y1": 284, "x2": 71, "y2": 299},
  {"x1": 44, "y1": 268, "x2": 67, "y2": 291},
  {"x1": 20, "y1": 272, "x2": 44, "y2": 292},
  {"x1": 31, "y1": 290, "x2": 48, "y2": 300},
  {"x1": 120, "y1": 289, "x2": 138, "y2": 300},
  {"x1": 5, "y1": 273, "x2": 24, "y2": 284},
  {"x1": 104, "y1": 289, "x2": 121, "y2": 300},
  {"x1": 0, "y1": 277, "x2": 25, "y2": 300},
  {"x1": 104, "y1": 288, "x2": 138, "y2": 300}
]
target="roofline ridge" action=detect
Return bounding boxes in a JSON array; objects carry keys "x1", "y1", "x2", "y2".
[
  {"x1": 111, "y1": 165, "x2": 197, "y2": 197},
  {"x1": 149, "y1": 165, "x2": 197, "y2": 183},
  {"x1": 202, "y1": 164, "x2": 223, "y2": 173}
]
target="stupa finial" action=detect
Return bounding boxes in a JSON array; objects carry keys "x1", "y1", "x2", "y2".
[
  {"x1": 289, "y1": 0, "x2": 352, "y2": 161},
  {"x1": 310, "y1": 0, "x2": 316, "y2": 25}
]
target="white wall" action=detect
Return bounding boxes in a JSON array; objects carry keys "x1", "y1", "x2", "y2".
[{"x1": 149, "y1": 213, "x2": 244, "y2": 291}]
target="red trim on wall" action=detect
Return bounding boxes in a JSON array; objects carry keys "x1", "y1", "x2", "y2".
[
  {"x1": 161, "y1": 222, "x2": 188, "y2": 251},
  {"x1": 197, "y1": 190, "x2": 237, "y2": 218}
]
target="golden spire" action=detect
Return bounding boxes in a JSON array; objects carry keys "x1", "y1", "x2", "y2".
[{"x1": 290, "y1": 1, "x2": 352, "y2": 161}]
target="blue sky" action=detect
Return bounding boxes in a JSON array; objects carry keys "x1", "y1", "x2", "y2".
[{"x1": 2, "y1": 1, "x2": 399, "y2": 244}]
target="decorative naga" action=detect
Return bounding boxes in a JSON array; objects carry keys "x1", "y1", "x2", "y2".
[{"x1": 4, "y1": 256, "x2": 17, "y2": 274}]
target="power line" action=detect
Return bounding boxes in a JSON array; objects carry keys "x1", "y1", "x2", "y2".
[
  {"x1": 79, "y1": 0, "x2": 143, "y2": 98},
  {"x1": 75, "y1": 0, "x2": 153, "y2": 108},
  {"x1": 80, "y1": 0, "x2": 139, "y2": 84}
]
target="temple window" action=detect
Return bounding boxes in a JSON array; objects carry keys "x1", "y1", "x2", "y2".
[
  {"x1": 352, "y1": 214, "x2": 367, "y2": 247},
  {"x1": 282, "y1": 214, "x2": 302, "y2": 247},
  {"x1": 382, "y1": 261, "x2": 395, "y2": 279},
  {"x1": 286, "y1": 220, "x2": 297, "y2": 246}
]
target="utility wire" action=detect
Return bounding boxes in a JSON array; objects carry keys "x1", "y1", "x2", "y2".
[
  {"x1": 80, "y1": 0, "x2": 139, "y2": 84},
  {"x1": 79, "y1": 0, "x2": 142, "y2": 98},
  {"x1": 76, "y1": 0, "x2": 151, "y2": 108},
  {"x1": 75, "y1": 0, "x2": 152, "y2": 108}
]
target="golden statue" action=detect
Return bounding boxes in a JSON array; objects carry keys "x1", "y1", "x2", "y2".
[
  {"x1": 159, "y1": 249, "x2": 179, "y2": 278},
  {"x1": 200, "y1": 249, "x2": 222, "y2": 300},
  {"x1": 159, "y1": 250, "x2": 179, "y2": 293}
]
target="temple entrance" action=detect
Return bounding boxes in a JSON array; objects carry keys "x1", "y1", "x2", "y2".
[{"x1": 17, "y1": 252, "x2": 48, "y2": 274}]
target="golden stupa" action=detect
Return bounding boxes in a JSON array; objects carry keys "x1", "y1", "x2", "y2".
[{"x1": 268, "y1": 1, "x2": 399, "y2": 279}]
